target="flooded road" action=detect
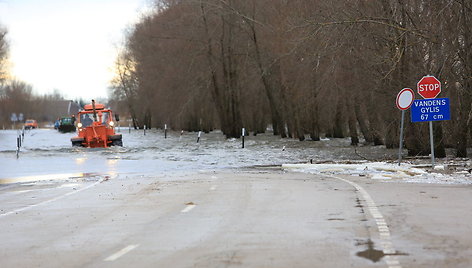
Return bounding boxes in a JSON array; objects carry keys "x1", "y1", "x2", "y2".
[
  {"x1": 1, "y1": 129, "x2": 471, "y2": 268},
  {"x1": 0, "y1": 128, "x2": 397, "y2": 183}
]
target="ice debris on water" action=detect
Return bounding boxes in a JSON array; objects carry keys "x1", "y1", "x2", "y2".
[{"x1": 282, "y1": 162, "x2": 472, "y2": 185}]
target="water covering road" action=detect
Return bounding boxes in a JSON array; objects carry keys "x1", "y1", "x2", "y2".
[{"x1": 0, "y1": 128, "x2": 397, "y2": 182}]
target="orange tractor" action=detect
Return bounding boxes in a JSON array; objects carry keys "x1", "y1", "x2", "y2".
[{"x1": 71, "y1": 100, "x2": 122, "y2": 147}]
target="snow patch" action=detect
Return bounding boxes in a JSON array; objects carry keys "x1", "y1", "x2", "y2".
[{"x1": 282, "y1": 162, "x2": 472, "y2": 185}]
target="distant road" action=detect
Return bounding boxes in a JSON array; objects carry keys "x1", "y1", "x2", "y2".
[{"x1": 0, "y1": 170, "x2": 471, "y2": 268}]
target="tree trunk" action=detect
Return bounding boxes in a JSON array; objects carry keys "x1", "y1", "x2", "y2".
[
  {"x1": 354, "y1": 96, "x2": 372, "y2": 143},
  {"x1": 309, "y1": 98, "x2": 320, "y2": 141},
  {"x1": 200, "y1": 2, "x2": 229, "y2": 134},
  {"x1": 333, "y1": 95, "x2": 344, "y2": 138},
  {"x1": 247, "y1": 10, "x2": 285, "y2": 138},
  {"x1": 346, "y1": 96, "x2": 358, "y2": 146},
  {"x1": 385, "y1": 120, "x2": 399, "y2": 149},
  {"x1": 434, "y1": 122, "x2": 446, "y2": 158},
  {"x1": 456, "y1": 98, "x2": 470, "y2": 157},
  {"x1": 367, "y1": 95, "x2": 384, "y2": 145},
  {"x1": 405, "y1": 123, "x2": 424, "y2": 156},
  {"x1": 456, "y1": 1, "x2": 472, "y2": 157}
]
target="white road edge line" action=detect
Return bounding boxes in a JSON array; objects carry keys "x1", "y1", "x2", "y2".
[
  {"x1": 0, "y1": 179, "x2": 104, "y2": 218},
  {"x1": 181, "y1": 204, "x2": 196, "y2": 213},
  {"x1": 327, "y1": 175, "x2": 402, "y2": 268},
  {"x1": 104, "y1": 244, "x2": 139, "y2": 262}
]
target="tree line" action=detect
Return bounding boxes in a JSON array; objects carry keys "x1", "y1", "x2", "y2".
[
  {"x1": 107, "y1": 0, "x2": 469, "y2": 157},
  {"x1": 0, "y1": 79, "x2": 73, "y2": 127}
]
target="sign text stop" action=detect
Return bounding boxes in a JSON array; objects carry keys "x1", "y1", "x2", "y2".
[{"x1": 417, "y1": 75, "x2": 441, "y2": 99}]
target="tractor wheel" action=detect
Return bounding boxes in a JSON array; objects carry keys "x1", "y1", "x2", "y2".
[
  {"x1": 71, "y1": 137, "x2": 84, "y2": 147},
  {"x1": 112, "y1": 139, "x2": 123, "y2": 146},
  {"x1": 108, "y1": 134, "x2": 123, "y2": 146},
  {"x1": 72, "y1": 141, "x2": 83, "y2": 146}
]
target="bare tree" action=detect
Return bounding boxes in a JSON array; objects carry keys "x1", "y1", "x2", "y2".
[
  {"x1": 0, "y1": 26, "x2": 9, "y2": 84},
  {"x1": 107, "y1": 0, "x2": 472, "y2": 157}
]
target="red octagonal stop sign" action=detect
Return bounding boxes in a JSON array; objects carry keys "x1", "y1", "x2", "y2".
[{"x1": 417, "y1": 75, "x2": 441, "y2": 99}]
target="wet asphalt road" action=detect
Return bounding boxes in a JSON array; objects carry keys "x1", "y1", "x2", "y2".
[{"x1": 1, "y1": 170, "x2": 471, "y2": 268}]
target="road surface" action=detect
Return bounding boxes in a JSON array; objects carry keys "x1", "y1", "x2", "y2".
[{"x1": 1, "y1": 169, "x2": 471, "y2": 267}]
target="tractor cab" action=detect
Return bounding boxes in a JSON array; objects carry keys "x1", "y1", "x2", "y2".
[
  {"x1": 71, "y1": 100, "x2": 122, "y2": 147},
  {"x1": 57, "y1": 116, "x2": 76, "y2": 133}
]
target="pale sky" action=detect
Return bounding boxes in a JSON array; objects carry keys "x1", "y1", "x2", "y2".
[{"x1": 0, "y1": 0, "x2": 151, "y2": 100}]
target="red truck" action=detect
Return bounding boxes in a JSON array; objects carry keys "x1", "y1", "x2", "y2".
[
  {"x1": 24, "y1": 119, "x2": 38, "y2": 129},
  {"x1": 71, "y1": 100, "x2": 122, "y2": 147}
]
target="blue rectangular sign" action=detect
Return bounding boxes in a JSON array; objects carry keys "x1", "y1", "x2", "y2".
[{"x1": 411, "y1": 98, "x2": 450, "y2": 122}]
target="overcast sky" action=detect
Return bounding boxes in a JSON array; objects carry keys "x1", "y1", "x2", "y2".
[{"x1": 0, "y1": 0, "x2": 151, "y2": 100}]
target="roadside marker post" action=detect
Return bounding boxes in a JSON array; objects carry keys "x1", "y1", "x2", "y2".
[
  {"x1": 197, "y1": 131, "x2": 201, "y2": 143},
  {"x1": 396, "y1": 88, "x2": 414, "y2": 166},
  {"x1": 242, "y1": 128, "x2": 245, "y2": 148},
  {"x1": 16, "y1": 136, "x2": 20, "y2": 158},
  {"x1": 164, "y1": 124, "x2": 167, "y2": 139}
]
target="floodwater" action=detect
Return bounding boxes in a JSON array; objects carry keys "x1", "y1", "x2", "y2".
[{"x1": 0, "y1": 128, "x2": 398, "y2": 183}]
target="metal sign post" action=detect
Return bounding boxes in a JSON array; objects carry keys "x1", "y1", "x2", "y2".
[
  {"x1": 398, "y1": 110, "x2": 405, "y2": 165},
  {"x1": 411, "y1": 98, "x2": 450, "y2": 169},
  {"x1": 396, "y1": 88, "x2": 414, "y2": 166},
  {"x1": 412, "y1": 76, "x2": 449, "y2": 169},
  {"x1": 10, "y1": 113, "x2": 18, "y2": 129},
  {"x1": 429, "y1": 121, "x2": 435, "y2": 168}
]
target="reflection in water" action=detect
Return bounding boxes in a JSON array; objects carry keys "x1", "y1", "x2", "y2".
[
  {"x1": 0, "y1": 173, "x2": 84, "y2": 185},
  {"x1": 75, "y1": 157, "x2": 87, "y2": 165},
  {"x1": 107, "y1": 159, "x2": 118, "y2": 176},
  {"x1": 107, "y1": 159, "x2": 118, "y2": 166}
]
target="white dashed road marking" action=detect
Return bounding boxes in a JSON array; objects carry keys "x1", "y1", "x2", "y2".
[
  {"x1": 181, "y1": 204, "x2": 196, "y2": 213},
  {"x1": 328, "y1": 175, "x2": 402, "y2": 268},
  {"x1": 0, "y1": 179, "x2": 104, "y2": 218},
  {"x1": 104, "y1": 244, "x2": 139, "y2": 261}
]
